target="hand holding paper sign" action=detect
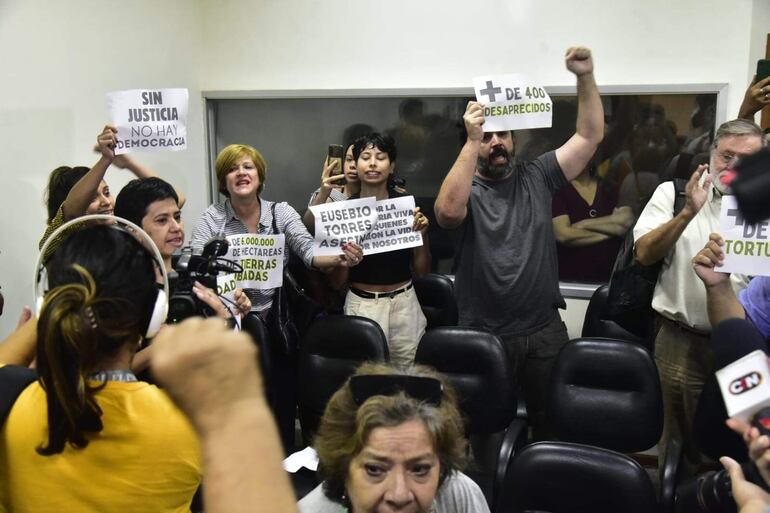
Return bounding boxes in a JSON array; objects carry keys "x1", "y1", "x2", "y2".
[
  {"x1": 692, "y1": 232, "x2": 730, "y2": 287},
  {"x1": 96, "y1": 125, "x2": 118, "y2": 162},
  {"x1": 463, "y1": 101, "x2": 485, "y2": 142},
  {"x1": 193, "y1": 281, "x2": 252, "y2": 318},
  {"x1": 564, "y1": 46, "x2": 594, "y2": 77},
  {"x1": 413, "y1": 207, "x2": 429, "y2": 234},
  {"x1": 339, "y1": 241, "x2": 364, "y2": 267}
]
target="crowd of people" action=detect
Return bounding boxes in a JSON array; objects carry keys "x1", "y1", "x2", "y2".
[{"x1": 0, "y1": 45, "x2": 770, "y2": 513}]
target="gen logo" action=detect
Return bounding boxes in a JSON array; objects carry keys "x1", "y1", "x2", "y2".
[{"x1": 729, "y1": 372, "x2": 763, "y2": 395}]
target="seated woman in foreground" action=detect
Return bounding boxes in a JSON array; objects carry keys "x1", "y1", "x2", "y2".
[{"x1": 299, "y1": 362, "x2": 490, "y2": 513}]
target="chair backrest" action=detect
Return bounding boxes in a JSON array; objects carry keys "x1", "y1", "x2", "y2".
[
  {"x1": 297, "y1": 315, "x2": 389, "y2": 444},
  {"x1": 548, "y1": 338, "x2": 663, "y2": 453},
  {"x1": 415, "y1": 326, "x2": 516, "y2": 434},
  {"x1": 413, "y1": 273, "x2": 458, "y2": 329},
  {"x1": 582, "y1": 284, "x2": 649, "y2": 349},
  {"x1": 241, "y1": 312, "x2": 272, "y2": 383},
  {"x1": 498, "y1": 441, "x2": 658, "y2": 513}
]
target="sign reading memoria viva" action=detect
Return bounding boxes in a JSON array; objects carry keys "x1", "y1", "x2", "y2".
[
  {"x1": 311, "y1": 196, "x2": 423, "y2": 257},
  {"x1": 107, "y1": 88, "x2": 188, "y2": 154},
  {"x1": 718, "y1": 195, "x2": 770, "y2": 276},
  {"x1": 472, "y1": 74, "x2": 553, "y2": 131}
]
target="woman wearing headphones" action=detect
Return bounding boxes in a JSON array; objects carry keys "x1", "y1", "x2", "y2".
[{"x1": 0, "y1": 223, "x2": 200, "y2": 512}]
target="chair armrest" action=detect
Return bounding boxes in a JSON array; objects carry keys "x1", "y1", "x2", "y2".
[
  {"x1": 661, "y1": 437, "x2": 682, "y2": 513},
  {"x1": 494, "y1": 417, "x2": 529, "y2": 504}
]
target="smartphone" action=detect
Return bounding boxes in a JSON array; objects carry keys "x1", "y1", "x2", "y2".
[
  {"x1": 327, "y1": 144, "x2": 346, "y2": 184},
  {"x1": 757, "y1": 59, "x2": 770, "y2": 83}
]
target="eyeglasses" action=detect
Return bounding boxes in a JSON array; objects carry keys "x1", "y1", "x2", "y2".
[
  {"x1": 715, "y1": 151, "x2": 740, "y2": 167},
  {"x1": 350, "y1": 375, "x2": 443, "y2": 406}
]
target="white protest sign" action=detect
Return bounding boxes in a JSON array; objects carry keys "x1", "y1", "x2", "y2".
[
  {"x1": 310, "y1": 197, "x2": 378, "y2": 257},
  {"x1": 472, "y1": 74, "x2": 552, "y2": 131},
  {"x1": 312, "y1": 196, "x2": 424, "y2": 257},
  {"x1": 718, "y1": 195, "x2": 770, "y2": 276},
  {"x1": 216, "y1": 234, "x2": 285, "y2": 300},
  {"x1": 360, "y1": 196, "x2": 422, "y2": 256},
  {"x1": 107, "y1": 88, "x2": 188, "y2": 155}
]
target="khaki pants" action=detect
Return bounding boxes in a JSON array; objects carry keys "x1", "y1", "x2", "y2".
[
  {"x1": 344, "y1": 286, "x2": 427, "y2": 367},
  {"x1": 655, "y1": 317, "x2": 714, "y2": 473}
]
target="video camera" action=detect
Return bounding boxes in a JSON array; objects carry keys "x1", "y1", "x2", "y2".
[
  {"x1": 168, "y1": 235, "x2": 242, "y2": 323},
  {"x1": 675, "y1": 407, "x2": 770, "y2": 513},
  {"x1": 676, "y1": 335, "x2": 770, "y2": 513}
]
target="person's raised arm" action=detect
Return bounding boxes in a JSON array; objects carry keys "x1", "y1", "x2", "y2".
[
  {"x1": 635, "y1": 165, "x2": 711, "y2": 266},
  {"x1": 150, "y1": 318, "x2": 298, "y2": 513},
  {"x1": 312, "y1": 242, "x2": 363, "y2": 270},
  {"x1": 738, "y1": 75, "x2": 770, "y2": 122},
  {"x1": 111, "y1": 152, "x2": 187, "y2": 208},
  {"x1": 434, "y1": 101, "x2": 484, "y2": 229},
  {"x1": 0, "y1": 307, "x2": 36, "y2": 366},
  {"x1": 692, "y1": 232, "x2": 746, "y2": 325},
  {"x1": 554, "y1": 47, "x2": 604, "y2": 181},
  {"x1": 62, "y1": 126, "x2": 116, "y2": 221},
  {"x1": 302, "y1": 158, "x2": 345, "y2": 233}
]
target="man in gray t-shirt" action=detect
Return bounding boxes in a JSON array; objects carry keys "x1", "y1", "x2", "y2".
[{"x1": 435, "y1": 46, "x2": 604, "y2": 438}]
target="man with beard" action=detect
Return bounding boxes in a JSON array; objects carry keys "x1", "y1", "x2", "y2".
[
  {"x1": 434, "y1": 47, "x2": 603, "y2": 438},
  {"x1": 633, "y1": 119, "x2": 763, "y2": 471}
]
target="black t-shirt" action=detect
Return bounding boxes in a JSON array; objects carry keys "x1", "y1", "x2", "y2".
[{"x1": 348, "y1": 191, "x2": 414, "y2": 285}]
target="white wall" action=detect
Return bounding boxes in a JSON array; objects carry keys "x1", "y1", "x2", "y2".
[
  {"x1": 200, "y1": 0, "x2": 760, "y2": 115},
  {"x1": 0, "y1": 0, "x2": 206, "y2": 335},
  {"x1": 1, "y1": 0, "x2": 768, "y2": 337}
]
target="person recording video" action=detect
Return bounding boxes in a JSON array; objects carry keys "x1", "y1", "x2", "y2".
[
  {"x1": 0, "y1": 223, "x2": 201, "y2": 512},
  {"x1": 114, "y1": 177, "x2": 252, "y2": 320}
]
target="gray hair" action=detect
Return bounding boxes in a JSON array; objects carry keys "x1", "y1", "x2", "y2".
[{"x1": 712, "y1": 119, "x2": 764, "y2": 149}]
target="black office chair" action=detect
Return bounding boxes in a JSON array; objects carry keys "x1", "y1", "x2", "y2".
[
  {"x1": 241, "y1": 312, "x2": 272, "y2": 384},
  {"x1": 497, "y1": 338, "x2": 679, "y2": 513},
  {"x1": 413, "y1": 273, "x2": 458, "y2": 329},
  {"x1": 582, "y1": 284, "x2": 650, "y2": 350},
  {"x1": 415, "y1": 327, "x2": 526, "y2": 508},
  {"x1": 297, "y1": 314, "x2": 389, "y2": 445},
  {"x1": 502, "y1": 441, "x2": 658, "y2": 513},
  {"x1": 292, "y1": 315, "x2": 389, "y2": 500}
]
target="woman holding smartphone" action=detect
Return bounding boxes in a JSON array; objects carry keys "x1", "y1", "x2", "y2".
[
  {"x1": 303, "y1": 142, "x2": 361, "y2": 233},
  {"x1": 335, "y1": 133, "x2": 430, "y2": 366}
]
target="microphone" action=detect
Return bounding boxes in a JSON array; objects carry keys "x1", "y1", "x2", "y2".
[{"x1": 202, "y1": 231, "x2": 229, "y2": 259}]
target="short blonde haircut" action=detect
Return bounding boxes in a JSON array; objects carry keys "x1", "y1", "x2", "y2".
[
  {"x1": 314, "y1": 362, "x2": 467, "y2": 504},
  {"x1": 215, "y1": 144, "x2": 267, "y2": 197}
]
